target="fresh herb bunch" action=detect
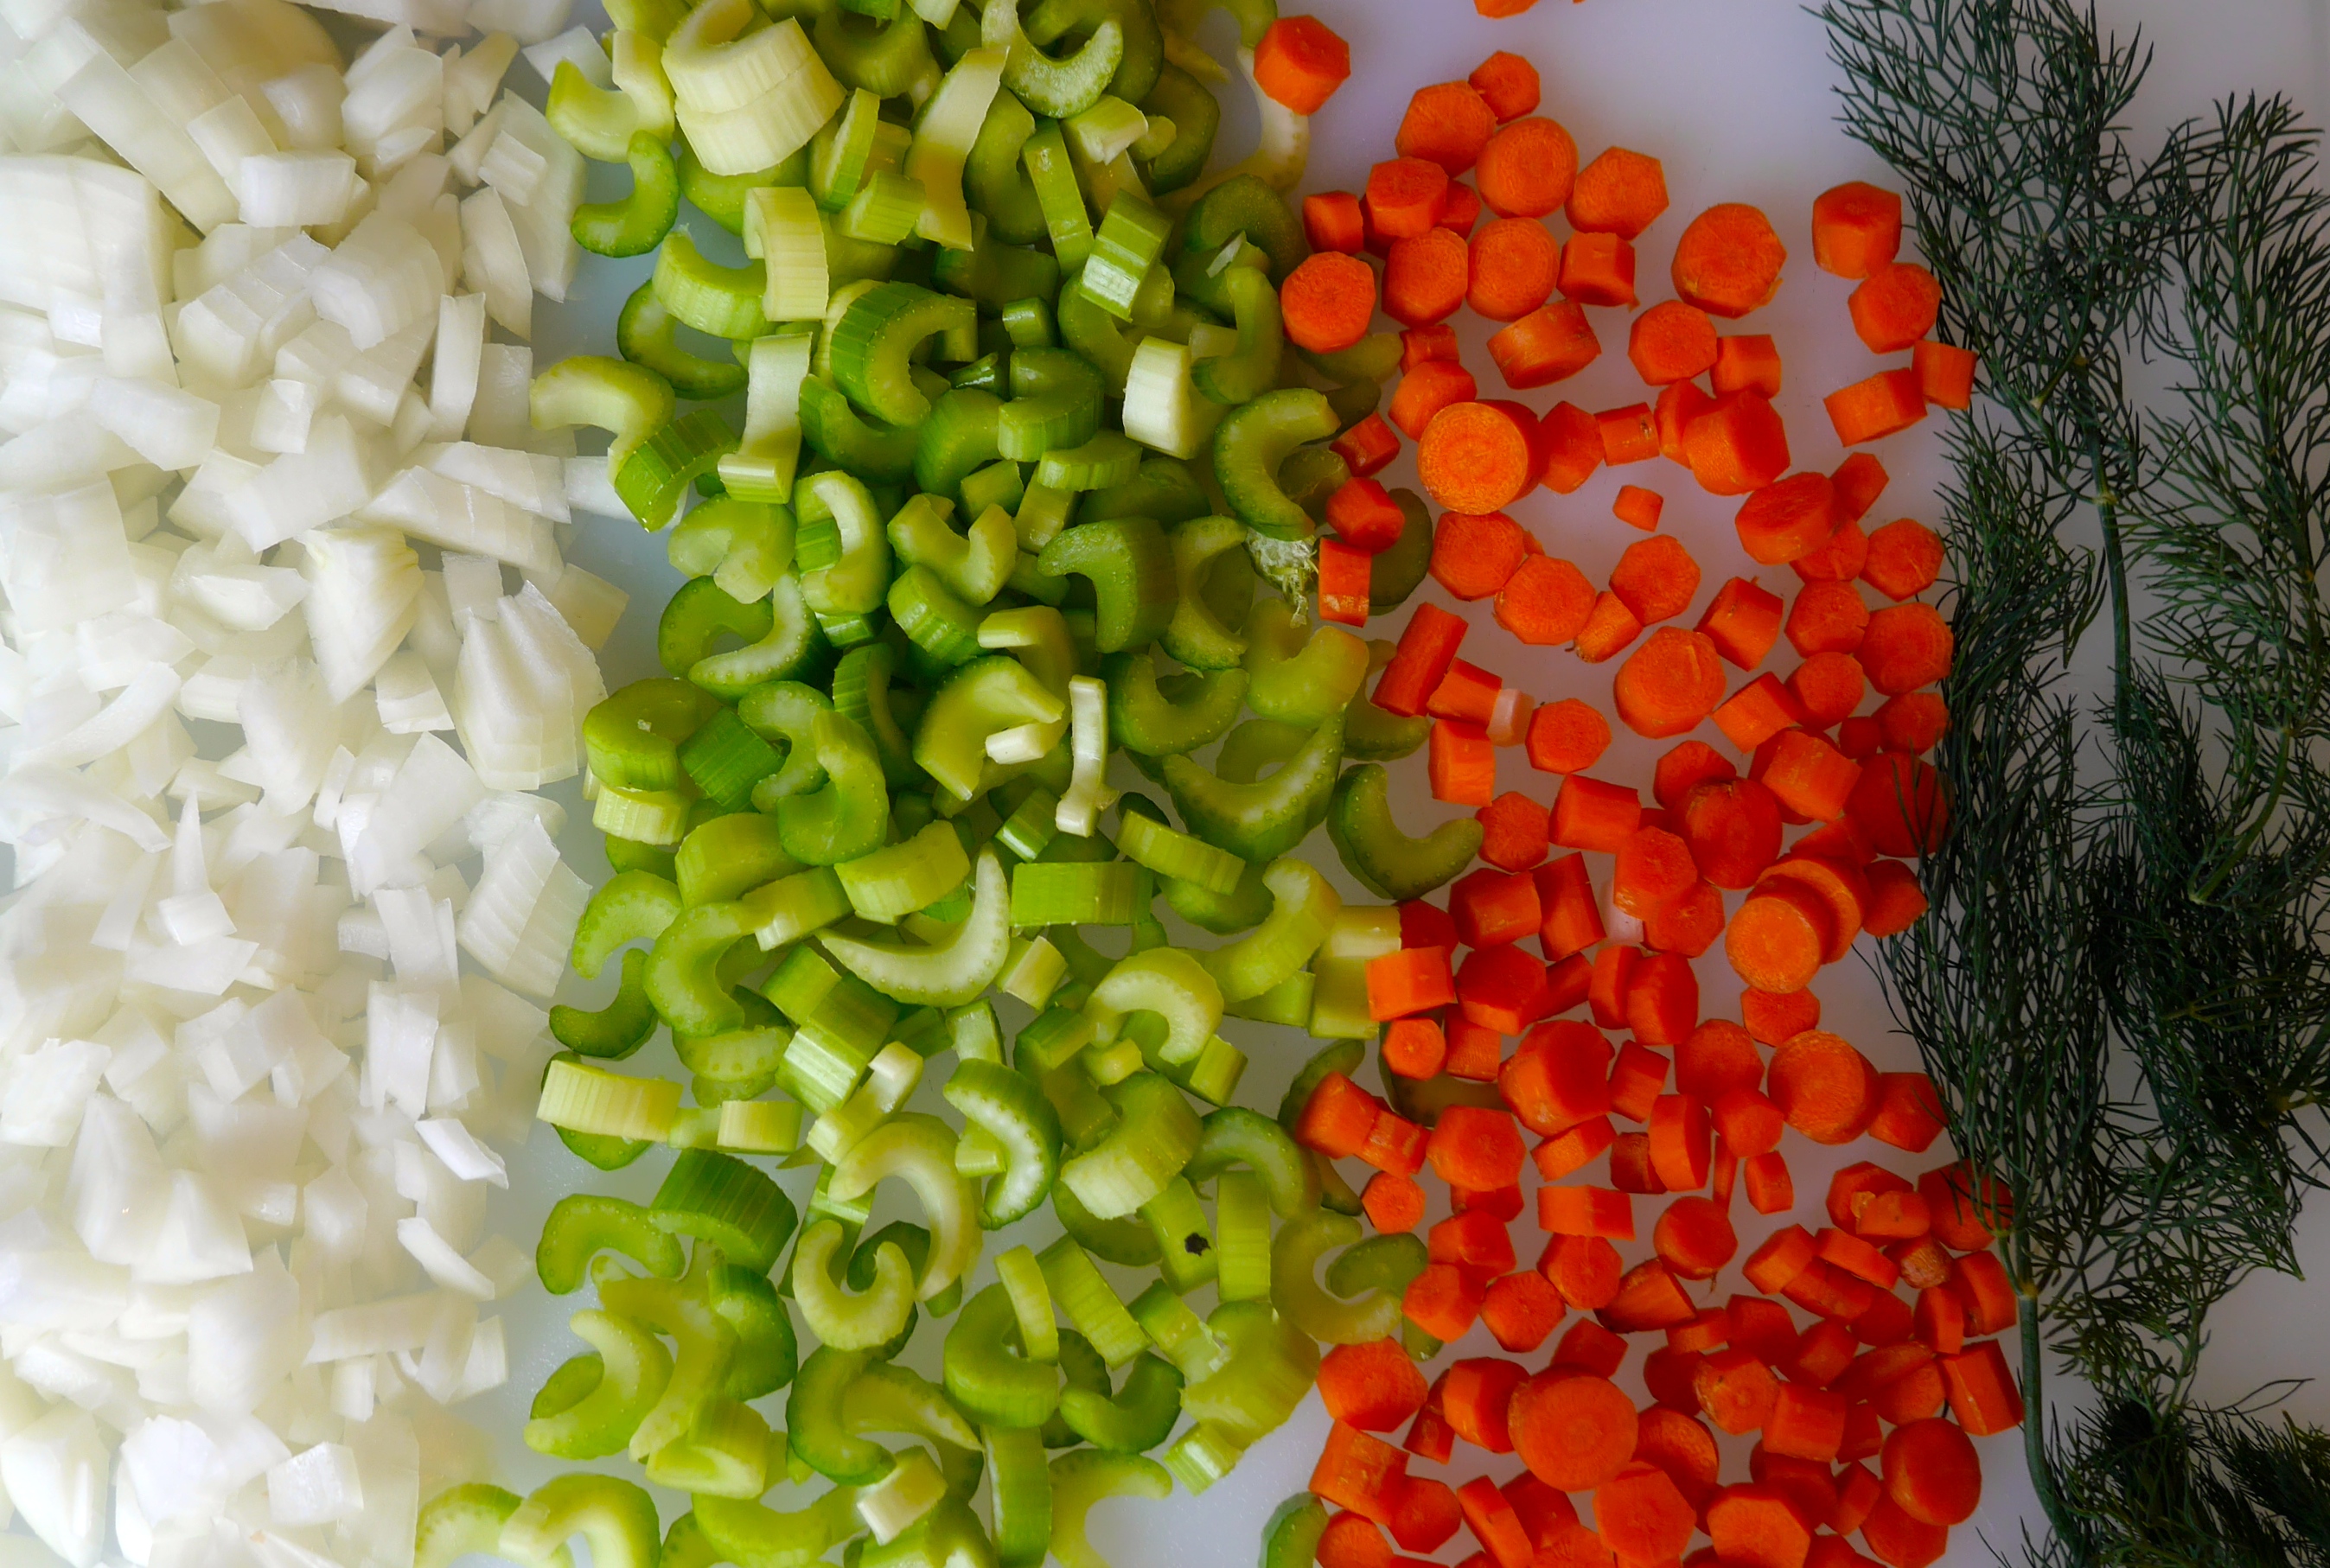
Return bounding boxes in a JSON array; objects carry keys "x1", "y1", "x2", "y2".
[{"x1": 1820, "y1": 0, "x2": 2330, "y2": 1561}]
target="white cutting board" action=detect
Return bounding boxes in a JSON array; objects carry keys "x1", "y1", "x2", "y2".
[{"x1": 486, "y1": 3, "x2": 2330, "y2": 1564}]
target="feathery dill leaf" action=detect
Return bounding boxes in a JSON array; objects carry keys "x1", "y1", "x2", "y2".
[{"x1": 1821, "y1": 2, "x2": 2330, "y2": 1563}]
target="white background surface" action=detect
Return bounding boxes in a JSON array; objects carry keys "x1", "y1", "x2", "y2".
[{"x1": 484, "y1": 3, "x2": 2330, "y2": 1565}]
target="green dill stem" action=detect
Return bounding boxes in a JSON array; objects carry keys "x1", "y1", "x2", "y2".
[{"x1": 2022, "y1": 1310, "x2": 2084, "y2": 1560}]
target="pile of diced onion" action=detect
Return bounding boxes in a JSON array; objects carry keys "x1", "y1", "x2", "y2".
[{"x1": 0, "y1": 0, "x2": 648, "y2": 1558}]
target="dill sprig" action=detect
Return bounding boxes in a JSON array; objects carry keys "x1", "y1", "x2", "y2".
[{"x1": 1819, "y1": 1, "x2": 2330, "y2": 1562}]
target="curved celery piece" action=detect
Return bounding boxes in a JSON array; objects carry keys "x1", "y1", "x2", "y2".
[
  {"x1": 669, "y1": 496, "x2": 794, "y2": 602},
  {"x1": 967, "y1": 87, "x2": 1046, "y2": 245},
  {"x1": 576, "y1": 131, "x2": 681, "y2": 258},
  {"x1": 537, "y1": 1194, "x2": 687, "y2": 1293},
  {"x1": 692, "y1": 577, "x2": 826, "y2": 698},
  {"x1": 1138, "y1": 61, "x2": 1217, "y2": 195},
  {"x1": 1160, "y1": 712, "x2": 1344, "y2": 864},
  {"x1": 1191, "y1": 265, "x2": 1281, "y2": 406},
  {"x1": 617, "y1": 408, "x2": 739, "y2": 529},
  {"x1": 832, "y1": 642, "x2": 922, "y2": 787},
  {"x1": 598, "y1": 1272, "x2": 739, "y2": 1460},
  {"x1": 661, "y1": 577, "x2": 772, "y2": 676},
  {"x1": 914, "y1": 390, "x2": 1004, "y2": 504},
  {"x1": 740, "y1": 681, "x2": 833, "y2": 799},
  {"x1": 891, "y1": 494, "x2": 1016, "y2": 605},
  {"x1": 981, "y1": 0, "x2": 1121, "y2": 118},
  {"x1": 502, "y1": 1475, "x2": 661, "y2": 1568},
  {"x1": 644, "y1": 899, "x2": 757, "y2": 1036},
  {"x1": 611, "y1": 30, "x2": 675, "y2": 137},
  {"x1": 1057, "y1": 1352, "x2": 1183, "y2": 1453},
  {"x1": 710, "y1": 1265, "x2": 798, "y2": 1399},
  {"x1": 524, "y1": 1310, "x2": 673, "y2": 1459},
  {"x1": 549, "y1": 58, "x2": 641, "y2": 160},
  {"x1": 586, "y1": 678, "x2": 723, "y2": 790},
  {"x1": 654, "y1": 228, "x2": 768, "y2": 341},
  {"x1": 1184, "y1": 1106, "x2": 1317, "y2": 1216},
  {"x1": 851, "y1": 1356, "x2": 982, "y2": 1457},
  {"x1": 694, "y1": 1487, "x2": 861, "y2": 1568},
  {"x1": 1036, "y1": 519, "x2": 1175, "y2": 653},
  {"x1": 1213, "y1": 388, "x2": 1336, "y2": 542},
  {"x1": 1058, "y1": 1072, "x2": 1200, "y2": 1219},
  {"x1": 1242, "y1": 598, "x2": 1369, "y2": 725},
  {"x1": 1344, "y1": 641, "x2": 1428, "y2": 762},
  {"x1": 944, "y1": 1281, "x2": 1062, "y2": 1429},
  {"x1": 1160, "y1": 515, "x2": 1250, "y2": 670},
  {"x1": 1181, "y1": 171, "x2": 1306, "y2": 281},
  {"x1": 546, "y1": 953, "x2": 652, "y2": 1062},
  {"x1": 679, "y1": 139, "x2": 810, "y2": 235},
  {"x1": 1370, "y1": 489, "x2": 1433, "y2": 612},
  {"x1": 1101, "y1": 651, "x2": 1244, "y2": 755},
  {"x1": 644, "y1": 1398, "x2": 772, "y2": 1499},
  {"x1": 801, "y1": 375, "x2": 920, "y2": 482},
  {"x1": 800, "y1": 469, "x2": 894, "y2": 617},
  {"x1": 1036, "y1": 431, "x2": 1144, "y2": 493},
  {"x1": 980, "y1": 604, "x2": 1077, "y2": 705},
  {"x1": 909, "y1": 46, "x2": 1005, "y2": 252},
  {"x1": 1325, "y1": 763, "x2": 1484, "y2": 902},
  {"x1": 814, "y1": 7, "x2": 933, "y2": 95},
  {"x1": 830, "y1": 283, "x2": 979, "y2": 429},
  {"x1": 1087, "y1": 455, "x2": 1210, "y2": 526},
  {"x1": 794, "y1": 1218, "x2": 915, "y2": 1351},
  {"x1": 839, "y1": 819, "x2": 970, "y2": 921},
  {"x1": 1048, "y1": 1450, "x2": 1171, "y2": 1568},
  {"x1": 651, "y1": 1146, "x2": 799, "y2": 1272},
  {"x1": 999, "y1": 345, "x2": 1105, "y2": 458},
  {"x1": 1214, "y1": 719, "x2": 1304, "y2": 785},
  {"x1": 532, "y1": 355, "x2": 677, "y2": 481},
  {"x1": 1161, "y1": 856, "x2": 1269, "y2": 935},
  {"x1": 942, "y1": 1057, "x2": 1063, "y2": 1227},
  {"x1": 572, "y1": 870, "x2": 683, "y2": 980},
  {"x1": 1085, "y1": 948, "x2": 1223, "y2": 1071},
  {"x1": 1028, "y1": 0, "x2": 1161, "y2": 100},
  {"x1": 788, "y1": 1345, "x2": 890, "y2": 1483},
  {"x1": 672, "y1": 1024, "x2": 788, "y2": 1095},
  {"x1": 1043, "y1": 1330, "x2": 1111, "y2": 1447},
  {"x1": 822, "y1": 847, "x2": 1011, "y2": 1007},
  {"x1": 829, "y1": 1112, "x2": 980, "y2": 1300},
  {"x1": 915, "y1": 656, "x2": 1068, "y2": 800},
  {"x1": 774, "y1": 709, "x2": 891, "y2": 865},
  {"x1": 1259, "y1": 1497, "x2": 1331, "y2": 1568},
  {"x1": 1054, "y1": 280, "x2": 1139, "y2": 397},
  {"x1": 1205, "y1": 857, "x2": 1338, "y2": 1002},
  {"x1": 1270, "y1": 1211, "x2": 1408, "y2": 1345},
  {"x1": 1051, "y1": 1176, "x2": 1161, "y2": 1266},
  {"x1": 420, "y1": 1487, "x2": 571, "y2": 1568}
]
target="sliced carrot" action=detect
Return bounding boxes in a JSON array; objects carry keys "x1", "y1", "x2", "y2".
[
  {"x1": 1369, "y1": 945, "x2": 1457, "y2": 1021},
  {"x1": 1787, "y1": 651, "x2": 1867, "y2": 729},
  {"x1": 1535, "y1": 401, "x2": 1603, "y2": 492},
  {"x1": 1786, "y1": 579, "x2": 1871, "y2": 656},
  {"x1": 1613, "y1": 626, "x2": 1727, "y2": 739},
  {"x1": 1532, "y1": 852, "x2": 1605, "y2": 960},
  {"x1": 1838, "y1": 715, "x2": 1886, "y2": 759},
  {"x1": 1557, "y1": 230, "x2": 1637, "y2": 306},
  {"x1": 1573, "y1": 590, "x2": 1644, "y2": 664},
  {"x1": 1404, "y1": 1261, "x2": 1485, "y2": 1342},
  {"x1": 1420, "y1": 402, "x2": 1535, "y2": 514},
  {"x1": 1672, "y1": 202, "x2": 1787, "y2": 316},
  {"x1": 1487, "y1": 301, "x2": 1600, "y2": 388},
  {"x1": 1430, "y1": 1208, "x2": 1518, "y2": 1279},
  {"x1": 1645, "y1": 1096, "x2": 1714, "y2": 1191},
  {"x1": 1567, "y1": 146, "x2": 1669, "y2": 238},
  {"x1": 1635, "y1": 1407, "x2": 1721, "y2": 1507},
  {"x1": 1713, "y1": 1086, "x2": 1784, "y2": 1157},
  {"x1": 1609, "y1": 534, "x2": 1701, "y2": 626},
  {"x1": 1319, "y1": 1338, "x2": 1432, "y2": 1432},
  {"x1": 1819, "y1": 1225, "x2": 1901, "y2": 1290},
  {"x1": 1655, "y1": 1193, "x2": 1736, "y2": 1280},
  {"x1": 1366, "y1": 156, "x2": 1452, "y2": 239},
  {"x1": 1281, "y1": 252, "x2": 1380, "y2": 354},
  {"x1": 1765, "y1": 1382, "x2": 1848, "y2": 1464},
  {"x1": 1426, "y1": 1104, "x2": 1526, "y2": 1193},
  {"x1": 1594, "y1": 1462, "x2": 1695, "y2": 1563},
  {"x1": 1876, "y1": 692, "x2": 1946, "y2": 755},
  {"x1": 1613, "y1": 825, "x2": 1697, "y2": 918},
  {"x1": 1656, "y1": 379, "x2": 1715, "y2": 464},
  {"x1": 1880, "y1": 1418, "x2": 1980, "y2": 1527},
  {"x1": 1669, "y1": 1308, "x2": 1732, "y2": 1354},
  {"x1": 1475, "y1": 117, "x2": 1578, "y2": 219},
  {"x1": 1389, "y1": 363, "x2": 1480, "y2": 445},
  {"x1": 1656, "y1": 738, "x2": 1738, "y2": 810},
  {"x1": 1629, "y1": 300, "x2": 1720, "y2": 385},
  {"x1": 1867, "y1": 1068, "x2": 1944, "y2": 1153},
  {"x1": 1427, "y1": 511, "x2": 1527, "y2": 602},
  {"x1": 1597, "y1": 402, "x2": 1658, "y2": 465},
  {"x1": 1708, "y1": 1484, "x2": 1816, "y2": 1568},
  {"x1": 1480, "y1": 1268, "x2": 1565, "y2": 1354},
  {"x1": 1540, "y1": 1231, "x2": 1624, "y2": 1310},
  {"x1": 1861, "y1": 518, "x2": 1944, "y2": 601},
  {"x1": 1736, "y1": 471, "x2": 1838, "y2": 565},
  {"x1": 1326, "y1": 477, "x2": 1408, "y2": 555},
  {"x1": 1537, "y1": 1185, "x2": 1634, "y2": 1240},
  {"x1": 1847, "y1": 751, "x2": 1948, "y2": 857},
  {"x1": 1456, "y1": 943, "x2": 1554, "y2": 1033},
  {"x1": 1725, "y1": 883, "x2": 1833, "y2": 994},
  {"x1": 1317, "y1": 1512, "x2": 1395, "y2": 1568},
  {"x1": 1396, "y1": 81, "x2": 1497, "y2": 175},
  {"x1": 1318, "y1": 539, "x2": 1370, "y2": 627},
  {"x1": 1695, "y1": 1348, "x2": 1781, "y2": 1433},
  {"x1": 1386, "y1": 1475, "x2": 1464, "y2": 1554},
  {"x1": 1401, "y1": 323, "x2": 1461, "y2": 372},
  {"x1": 1362, "y1": 1169, "x2": 1428, "y2": 1235},
  {"x1": 1475, "y1": 790, "x2": 1551, "y2": 871},
  {"x1": 1383, "y1": 227, "x2": 1470, "y2": 327},
  {"x1": 1252, "y1": 15, "x2": 1350, "y2": 113},
  {"x1": 1938, "y1": 1339, "x2": 2023, "y2": 1436},
  {"x1": 1832, "y1": 453, "x2": 1890, "y2": 529},
  {"x1": 1404, "y1": 1377, "x2": 1457, "y2": 1463},
  {"x1": 1912, "y1": 339, "x2": 1976, "y2": 409},
  {"x1": 1675, "y1": 1018, "x2": 1763, "y2": 1102},
  {"x1": 1465, "y1": 217, "x2": 1562, "y2": 321},
  {"x1": 1625, "y1": 949, "x2": 1700, "y2": 1046},
  {"x1": 1811, "y1": 182, "x2": 1902, "y2": 277},
  {"x1": 1382, "y1": 1017, "x2": 1447, "y2": 1081},
  {"x1": 1428, "y1": 718, "x2": 1497, "y2": 806},
  {"x1": 1848, "y1": 262, "x2": 1943, "y2": 353},
  {"x1": 1714, "y1": 333, "x2": 1784, "y2": 397},
  {"x1": 1510, "y1": 1371, "x2": 1638, "y2": 1491},
  {"x1": 1551, "y1": 774, "x2": 1640, "y2": 852},
  {"x1": 1861, "y1": 1495, "x2": 1949, "y2": 1568},
  {"x1": 1714, "y1": 673, "x2": 1810, "y2": 753},
  {"x1": 1518, "y1": 697, "x2": 1606, "y2": 777},
  {"x1": 1858, "y1": 602, "x2": 1952, "y2": 695},
  {"x1": 1759, "y1": 728, "x2": 1864, "y2": 821},
  {"x1": 1644, "y1": 1345, "x2": 1707, "y2": 1412},
  {"x1": 1767, "y1": 1029, "x2": 1880, "y2": 1144},
  {"x1": 1473, "y1": 0, "x2": 1540, "y2": 16},
  {"x1": 1439, "y1": 1356, "x2": 1526, "y2": 1454},
  {"x1": 1685, "y1": 391, "x2": 1792, "y2": 494},
  {"x1": 1332, "y1": 412, "x2": 1401, "y2": 480},
  {"x1": 1445, "y1": 1017, "x2": 1505, "y2": 1080},
  {"x1": 1856, "y1": 1287, "x2": 1918, "y2": 1349},
  {"x1": 1456, "y1": 1475, "x2": 1534, "y2": 1568},
  {"x1": 1645, "y1": 878, "x2": 1724, "y2": 959},
  {"x1": 1825, "y1": 368, "x2": 1927, "y2": 444},
  {"x1": 1605, "y1": 1035, "x2": 1668, "y2": 1119},
  {"x1": 1610, "y1": 485, "x2": 1663, "y2": 532},
  {"x1": 1433, "y1": 182, "x2": 1479, "y2": 237},
  {"x1": 1533, "y1": 1116, "x2": 1615, "y2": 1184},
  {"x1": 1467, "y1": 51, "x2": 1540, "y2": 121},
  {"x1": 1696, "y1": 576, "x2": 1785, "y2": 670},
  {"x1": 1305, "y1": 190, "x2": 1365, "y2": 255},
  {"x1": 1743, "y1": 1151, "x2": 1795, "y2": 1214}
]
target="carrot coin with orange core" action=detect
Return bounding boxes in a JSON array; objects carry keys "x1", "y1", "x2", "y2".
[
  {"x1": 1476, "y1": 117, "x2": 1579, "y2": 218},
  {"x1": 1672, "y1": 202, "x2": 1788, "y2": 316},
  {"x1": 1280, "y1": 252, "x2": 1379, "y2": 353},
  {"x1": 1419, "y1": 402, "x2": 1536, "y2": 514}
]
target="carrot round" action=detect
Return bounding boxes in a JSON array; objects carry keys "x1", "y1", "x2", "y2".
[
  {"x1": 1862, "y1": 518, "x2": 1944, "y2": 600},
  {"x1": 1304, "y1": 190, "x2": 1365, "y2": 255},
  {"x1": 1725, "y1": 883, "x2": 1832, "y2": 993},
  {"x1": 1792, "y1": 514, "x2": 1870, "y2": 583},
  {"x1": 1609, "y1": 534, "x2": 1702, "y2": 627},
  {"x1": 1251, "y1": 16, "x2": 1350, "y2": 113},
  {"x1": 1736, "y1": 471, "x2": 1839, "y2": 564},
  {"x1": 1466, "y1": 218, "x2": 1562, "y2": 321},
  {"x1": 1714, "y1": 333, "x2": 1784, "y2": 398},
  {"x1": 1628, "y1": 300, "x2": 1720, "y2": 386},
  {"x1": 1426, "y1": 1105, "x2": 1524, "y2": 1191},
  {"x1": 1848, "y1": 261, "x2": 1944, "y2": 353},
  {"x1": 1670, "y1": 1021, "x2": 1759, "y2": 1105},
  {"x1": 1697, "y1": 577, "x2": 1785, "y2": 670},
  {"x1": 1366, "y1": 156, "x2": 1452, "y2": 240},
  {"x1": 1685, "y1": 392, "x2": 1792, "y2": 495},
  {"x1": 1318, "y1": 1337, "x2": 1431, "y2": 1431},
  {"x1": 1742, "y1": 985, "x2": 1820, "y2": 1046},
  {"x1": 1693, "y1": 1348, "x2": 1779, "y2": 1434},
  {"x1": 1316, "y1": 1512, "x2": 1394, "y2": 1568},
  {"x1": 1510, "y1": 1370, "x2": 1637, "y2": 1490},
  {"x1": 1567, "y1": 146, "x2": 1669, "y2": 239},
  {"x1": 1280, "y1": 252, "x2": 1379, "y2": 354},
  {"x1": 1475, "y1": 117, "x2": 1578, "y2": 219},
  {"x1": 1679, "y1": 779, "x2": 1779, "y2": 889},
  {"x1": 1612, "y1": 627, "x2": 1727, "y2": 739},
  {"x1": 1914, "y1": 339, "x2": 1978, "y2": 408},
  {"x1": 1396, "y1": 81, "x2": 1497, "y2": 175},
  {"x1": 1859, "y1": 602, "x2": 1953, "y2": 695},
  {"x1": 1539, "y1": 1231, "x2": 1623, "y2": 1310},
  {"x1": 1633, "y1": 1408, "x2": 1720, "y2": 1508},
  {"x1": 1708, "y1": 1485, "x2": 1816, "y2": 1568},
  {"x1": 1480, "y1": 1269, "x2": 1565, "y2": 1354},
  {"x1": 1361, "y1": 1170, "x2": 1427, "y2": 1235},
  {"x1": 1420, "y1": 402, "x2": 1535, "y2": 517},
  {"x1": 1877, "y1": 691, "x2": 1948, "y2": 753},
  {"x1": 1644, "y1": 878, "x2": 1724, "y2": 958},
  {"x1": 1812, "y1": 181, "x2": 1903, "y2": 277},
  {"x1": 1672, "y1": 202, "x2": 1787, "y2": 317},
  {"x1": 1489, "y1": 303, "x2": 1601, "y2": 388},
  {"x1": 1467, "y1": 51, "x2": 1541, "y2": 121},
  {"x1": 1559, "y1": 231, "x2": 1638, "y2": 307},
  {"x1": 1654, "y1": 1194, "x2": 1737, "y2": 1278},
  {"x1": 1593, "y1": 1462, "x2": 1695, "y2": 1563},
  {"x1": 1381, "y1": 1017, "x2": 1446, "y2": 1081},
  {"x1": 1860, "y1": 1494, "x2": 1950, "y2": 1568},
  {"x1": 1383, "y1": 227, "x2": 1471, "y2": 327},
  {"x1": 1525, "y1": 694, "x2": 1611, "y2": 773},
  {"x1": 1612, "y1": 485, "x2": 1664, "y2": 532},
  {"x1": 1786, "y1": 580, "x2": 1871, "y2": 656},
  {"x1": 1388, "y1": 359, "x2": 1478, "y2": 439},
  {"x1": 1826, "y1": 368, "x2": 1927, "y2": 444},
  {"x1": 1788, "y1": 651, "x2": 1867, "y2": 728},
  {"x1": 1767, "y1": 1029, "x2": 1880, "y2": 1144},
  {"x1": 1612, "y1": 826, "x2": 1697, "y2": 919}
]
